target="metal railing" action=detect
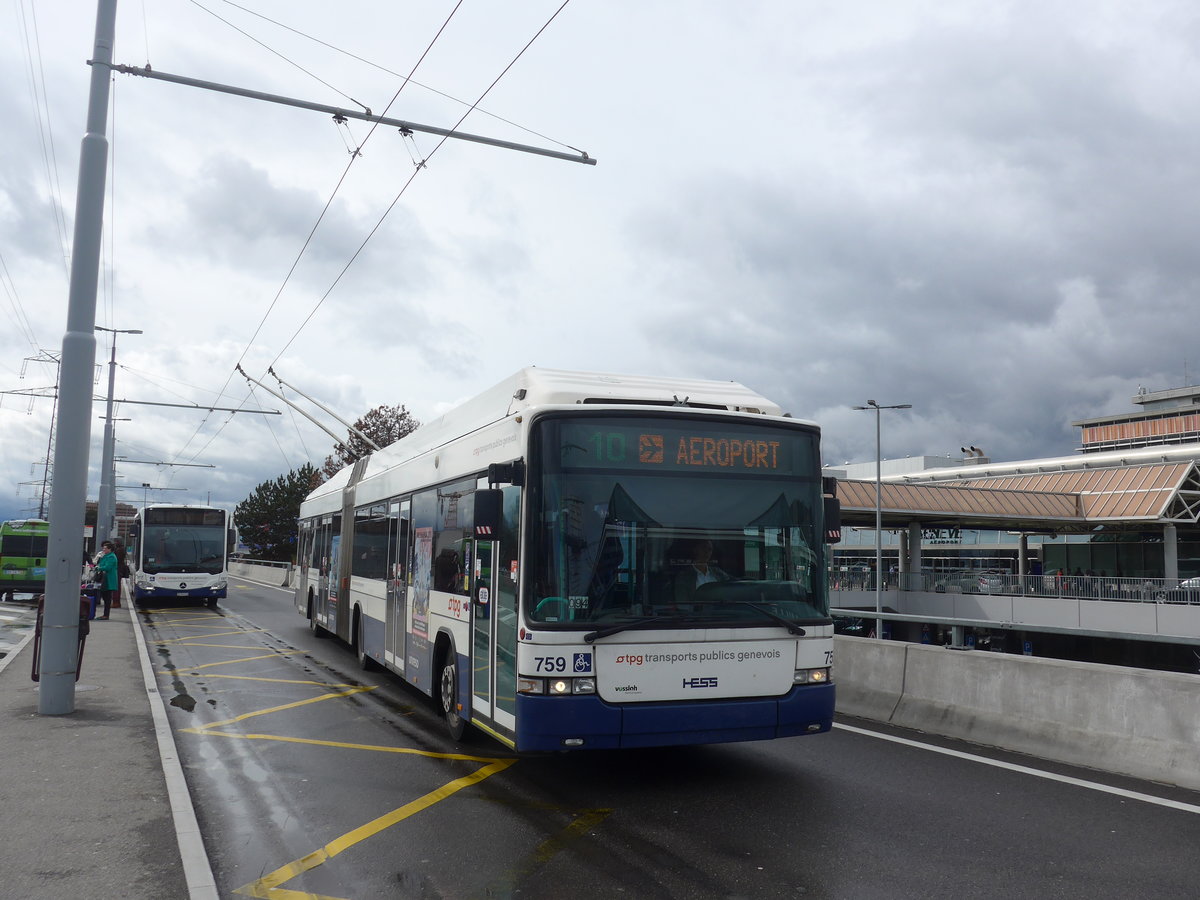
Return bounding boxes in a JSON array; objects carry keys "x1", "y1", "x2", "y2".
[{"x1": 829, "y1": 570, "x2": 1200, "y2": 604}]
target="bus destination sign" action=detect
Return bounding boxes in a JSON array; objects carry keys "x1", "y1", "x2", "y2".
[{"x1": 558, "y1": 421, "x2": 811, "y2": 476}]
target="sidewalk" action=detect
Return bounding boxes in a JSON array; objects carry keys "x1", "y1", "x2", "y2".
[{"x1": 0, "y1": 600, "x2": 212, "y2": 899}]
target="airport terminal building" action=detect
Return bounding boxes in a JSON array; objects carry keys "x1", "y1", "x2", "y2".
[{"x1": 824, "y1": 385, "x2": 1200, "y2": 672}]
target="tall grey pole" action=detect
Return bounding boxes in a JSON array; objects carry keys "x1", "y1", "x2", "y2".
[
  {"x1": 96, "y1": 326, "x2": 141, "y2": 542},
  {"x1": 874, "y1": 405, "x2": 882, "y2": 639},
  {"x1": 96, "y1": 339, "x2": 117, "y2": 542},
  {"x1": 39, "y1": 0, "x2": 118, "y2": 715},
  {"x1": 853, "y1": 399, "x2": 911, "y2": 642}
]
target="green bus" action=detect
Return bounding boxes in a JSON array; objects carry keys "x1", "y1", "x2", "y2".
[{"x1": 0, "y1": 519, "x2": 50, "y2": 601}]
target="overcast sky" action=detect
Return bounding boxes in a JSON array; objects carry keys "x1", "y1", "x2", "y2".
[{"x1": 2, "y1": 0, "x2": 1198, "y2": 521}]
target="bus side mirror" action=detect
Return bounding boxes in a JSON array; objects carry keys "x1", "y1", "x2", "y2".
[
  {"x1": 823, "y1": 497, "x2": 842, "y2": 544},
  {"x1": 475, "y1": 489, "x2": 503, "y2": 537},
  {"x1": 487, "y1": 460, "x2": 524, "y2": 487}
]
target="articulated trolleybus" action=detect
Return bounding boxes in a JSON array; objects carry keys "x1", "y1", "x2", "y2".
[
  {"x1": 129, "y1": 505, "x2": 233, "y2": 607},
  {"x1": 296, "y1": 369, "x2": 839, "y2": 751}
]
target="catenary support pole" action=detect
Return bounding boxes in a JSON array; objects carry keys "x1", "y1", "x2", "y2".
[
  {"x1": 40, "y1": 0, "x2": 118, "y2": 715},
  {"x1": 95, "y1": 327, "x2": 140, "y2": 542}
]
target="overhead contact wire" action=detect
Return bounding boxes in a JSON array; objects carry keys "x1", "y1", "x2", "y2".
[
  {"x1": 211, "y1": 0, "x2": 582, "y2": 153},
  {"x1": 270, "y1": 0, "x2": 575, "y2": 364},
  {"x1": 170, "y1": 3, "x2": 468, "y2": 466}
]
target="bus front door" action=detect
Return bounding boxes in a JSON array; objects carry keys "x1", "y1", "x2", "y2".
[{"x1": 470, "y1": 539, "x2": 497, "y2": 719}]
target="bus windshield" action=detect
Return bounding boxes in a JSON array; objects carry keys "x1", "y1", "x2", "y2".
[
  {"x1": 528, "y1": 415, "x2": 829, "y2": 629},
  {"x1": 141, "y1": 525, "x2": 226, "y2": 575}
]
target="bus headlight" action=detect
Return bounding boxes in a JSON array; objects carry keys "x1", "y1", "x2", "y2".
[
  {"x1": 794, "y1": 667, "x2": 831, "y2": 684},
  {"x1": 517, "y1": 677, "x2": 545, "y2": 694},
  {"x1": 518, "y1": 676, "x2": 597, "y2": 696}
]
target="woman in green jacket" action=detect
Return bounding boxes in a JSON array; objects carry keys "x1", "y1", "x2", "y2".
[{"x1": 95, "y1": 540, "x2": 119, "y2": 619}]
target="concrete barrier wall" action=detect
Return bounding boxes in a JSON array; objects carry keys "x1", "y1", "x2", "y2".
[
  {"x1": 835, "y1": 635, "x2": 1200, "y2": 791},
  {"x1": 228, "y1": 561, "x2": 293, "y2": 588}
]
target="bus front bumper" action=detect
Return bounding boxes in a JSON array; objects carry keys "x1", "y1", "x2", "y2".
[{"x1": 513, "y1": 682, "x2": 835, "y2": 752}]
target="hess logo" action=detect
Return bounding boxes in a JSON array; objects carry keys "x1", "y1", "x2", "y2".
[{"x1": 682, "y1": 676, "x2": 718, "y2": 689}]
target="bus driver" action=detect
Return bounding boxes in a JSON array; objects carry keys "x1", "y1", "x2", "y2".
[{"x1": 674, "y1": 538, "x2": 729, "y2": 604}]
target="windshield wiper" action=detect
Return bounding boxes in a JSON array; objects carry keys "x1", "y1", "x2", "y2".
[
  {"x1": 584, "y1": 616, "x2": 667, "y2": 642},
  {"x1": 740, "y1": 602, "x2": 806, "y2": 636}
]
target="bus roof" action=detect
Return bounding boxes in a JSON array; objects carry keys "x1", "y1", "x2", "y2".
[
  {"x1": 1, "y1": 519, "x2": 49, "y2": 531},
  {"x1": 307, "y1": 367, "x2": 804, "y2": 507}
]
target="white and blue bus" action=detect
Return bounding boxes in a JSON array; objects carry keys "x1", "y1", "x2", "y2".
[
  {"x1": 129, "y1": 505, "x2": 233, "y2": 607},
  {"x1": 296, "y1": 369, "x2": 838, "y2": 751}
]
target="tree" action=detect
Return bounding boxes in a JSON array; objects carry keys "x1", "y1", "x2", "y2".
[
  {"x1": 322, "y1": 404, "x2": 419, "y2": 477},
  {"x1": 234, "y1": 464, "x2": 322, "y2": 562}
]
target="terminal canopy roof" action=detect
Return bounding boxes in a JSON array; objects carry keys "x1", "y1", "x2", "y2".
[{"x1": 836, "y1": 461, "x2": 1200, "y2": 533}]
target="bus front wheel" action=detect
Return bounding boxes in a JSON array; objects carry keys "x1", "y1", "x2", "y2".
[{"x1": 439, "y1": 656, "x2": 466, "y2": 741}]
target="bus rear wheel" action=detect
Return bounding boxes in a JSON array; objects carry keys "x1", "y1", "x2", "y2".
[
  {"x1": 354, "y1": 614, "x2": 377, "y2": 671},
  {"x1": 308, "y1": 595, "x2": 328, "y2": 638},
  {"x1": 440, "y1": 657, "x2": 466, "y2": 741}
]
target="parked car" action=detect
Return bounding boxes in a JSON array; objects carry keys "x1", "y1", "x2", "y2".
[
  {"x1": 935, "y1": 571, "x2": 1009, "y2": 594},
  {"x1": 976, "y1": 571, "x2": 1007, "y2": 594},
  {"x1": 1156, "y1": 576, "x2": 1200, "y2": 604}
]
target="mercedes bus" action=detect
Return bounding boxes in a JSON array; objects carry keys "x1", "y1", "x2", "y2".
[
  {"x1": 296, "y1": 368, "x2": 838, "y2": 751},
  {"x1": 128, "y1": 505, "x2": 233, "y2": 607}
]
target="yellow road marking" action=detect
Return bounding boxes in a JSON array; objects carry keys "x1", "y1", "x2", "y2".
[
  {"x1": 180, "y1": 673, "x2": 362, "y2": 688},
  {"x1": 152, "y1": 610, "x2": 528, "y2": 898},
  {"x1": 154, "y1": 629, "x2": 265, "y2": 642},
  {"x1": 186, "y1": 729, "x2": 509, "y2": 763},
  {"x1": 471, "y1": 718, "x2": 517, "y2": 749},
  {"x1": 530, "y1": 808, "x2": 611, "y2": 863},
  {"x1": 481, "y1": 807, "x2": 613, "y2": 897},
  {"x1": 142, "y1": 609, "x2": 217, "y2": 619},
  {"x1": 174, "y1": 652, "x2": 284, "y2": 671},
  {"x1": 164, "y1": 642, "x2": 281, "y2": 651},
  {"x1": 234, "y1": 758, "x2": 516, "y2": 898},
  {"x1": 183, "y1": 686, "x2": 376, "y2": 733}
]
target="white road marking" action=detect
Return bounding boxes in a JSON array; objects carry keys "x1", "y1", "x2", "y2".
[{"x1": 835, "y1": 722, "x2": 1200, "y2": 815}]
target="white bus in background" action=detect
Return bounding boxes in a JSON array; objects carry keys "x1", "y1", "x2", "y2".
[
  {"x1": 129, "y1": 505, "x2": 233, "y2": 608},
  {"x1": 296, "y1": 368, "x2": 839, "y2": 752}
]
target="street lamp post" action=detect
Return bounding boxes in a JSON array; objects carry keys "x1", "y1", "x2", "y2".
[
  {"x1": 95, "y1": 326, "x2": 142, "y2": 544},
  {"x1": 852, "y1": 400, "x2": 912, "y2": 639}
]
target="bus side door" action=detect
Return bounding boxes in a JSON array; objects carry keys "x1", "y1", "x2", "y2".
[{"x1": 386, "y1": 499, "x2": 411, "y2": 673}]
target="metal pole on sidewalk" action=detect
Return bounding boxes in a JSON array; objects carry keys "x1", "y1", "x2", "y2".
[{"x1": 39, "y1": 0, "x2": 118, "y2": 715}]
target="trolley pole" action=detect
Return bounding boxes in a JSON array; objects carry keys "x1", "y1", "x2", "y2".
[{"x1": 39, "y1": 0, "x2": 118, "y2": 714}]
